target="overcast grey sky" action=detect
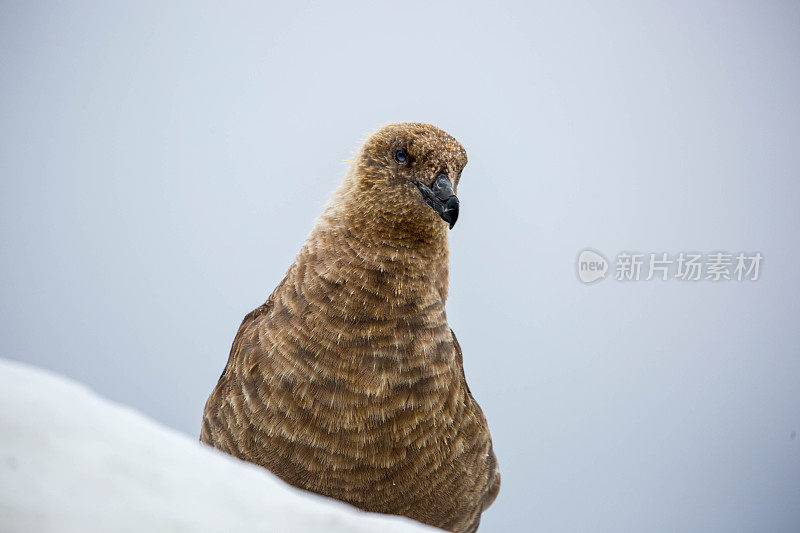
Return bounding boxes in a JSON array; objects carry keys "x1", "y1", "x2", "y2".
[{"x1": 2, "y1": 2, "x2": 799, "y2": 531}]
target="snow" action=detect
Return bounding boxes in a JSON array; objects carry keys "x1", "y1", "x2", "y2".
[{"x1": 0, "y1": 359, "x2": 436, "y2": 533}]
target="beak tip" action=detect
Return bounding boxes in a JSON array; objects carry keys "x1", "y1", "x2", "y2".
[{"x1": 443, "y1": 196, "x2": 459, "y2": 229}]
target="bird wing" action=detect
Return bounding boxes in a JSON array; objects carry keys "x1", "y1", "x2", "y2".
[
  {"x1": 450, "y1": 328, "x2": 501, "y2": 512},
  {"x1": 200, "y1": 273, "x2": 285, "y2": 447}
]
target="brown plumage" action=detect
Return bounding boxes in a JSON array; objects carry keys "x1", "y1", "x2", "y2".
[{"x1": 201, "y1": 123, "x2": 500, "y2": 532}]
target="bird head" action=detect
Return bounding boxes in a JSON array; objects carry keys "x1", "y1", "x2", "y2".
[{"x1": 351, "y1": 123, "x2": 468, "y2": 232}]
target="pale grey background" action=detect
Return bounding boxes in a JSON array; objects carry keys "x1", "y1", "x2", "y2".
[{"x1": 2, "y1": 1, "x2": 799, "y2": 532}]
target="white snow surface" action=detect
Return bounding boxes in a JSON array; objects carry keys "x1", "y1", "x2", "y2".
[{"x1": 0, "y1": 359, "x2": 436, "y2": 533}]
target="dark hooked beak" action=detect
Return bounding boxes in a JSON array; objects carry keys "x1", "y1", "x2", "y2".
[{"x1": 414, "y1": 173, "x2": 460, "y2": 229}]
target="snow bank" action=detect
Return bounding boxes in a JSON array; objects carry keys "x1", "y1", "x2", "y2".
[{"x1": 0, "y1": 359, "x2": 436, "y2": 533}]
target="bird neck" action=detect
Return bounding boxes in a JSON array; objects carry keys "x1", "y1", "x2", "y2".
[{"x1": 308, "y1": 198, "x2": 451, "y2": 305}]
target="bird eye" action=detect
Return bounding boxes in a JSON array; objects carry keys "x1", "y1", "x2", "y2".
[{"x1": 395, "y1": 149, "x2": 407, "y2": 164}]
